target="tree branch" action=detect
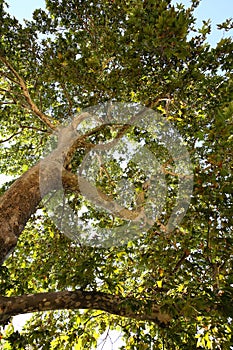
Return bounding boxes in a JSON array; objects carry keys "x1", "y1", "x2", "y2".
[
  {"x1": 0, "y1": 110, "x2": 154, "y2": 264},
  {"x1": 0, "y1": 290, "x2": 171, "y2": 327},
  {"x1": 0, "y1": 56, "x2": 56, "y2": 131},
  {"x1": 0, "y1": 131, "x2": 22, "y2": 143}
]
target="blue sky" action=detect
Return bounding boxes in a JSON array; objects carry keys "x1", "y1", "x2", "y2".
[{"x1": 5, "y1": 0, "x2": 233, "y2": 46}]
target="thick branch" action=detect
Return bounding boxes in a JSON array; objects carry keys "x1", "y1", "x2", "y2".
[
  {"x1": 0, "y1": 112, "x2": 150, "y2": 264},
  {"x1": 0, "y1": 290, "x2": 171, "y2": 327},
  {"x1": 0, "y1": 114, "x2": 88, "y2": 265},
  {"x1": 0, "y1": 116, "x2": 111, "y2": 264},
  {"x1": 0, "y1": 162, "x2": 82, "y2": 266}
]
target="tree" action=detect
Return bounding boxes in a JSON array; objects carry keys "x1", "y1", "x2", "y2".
[{"x1": 0, "y1": 0, "x2": 232, "y2": 348}]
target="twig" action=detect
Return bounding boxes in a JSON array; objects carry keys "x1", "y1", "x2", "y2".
[
  {"x1": 0, "y1": 71, "x2": 20, "y2": 85},
  {"x1": 19, "y1": 124, "x2": 47, "y2": 133},
  {"x1": 173, "y1": 249, "x2": 190, "y2": 273},
  {"x1": 60, "y1": 82, "x2": 74, "y2": 117},
  {"x1": 0, "y1": 131, "x2": 22, "y2": 143}
]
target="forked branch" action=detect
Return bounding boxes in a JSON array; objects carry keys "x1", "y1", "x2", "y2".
[{"x1": 0, "y1": 56, "x2": 56, "y2": 130}]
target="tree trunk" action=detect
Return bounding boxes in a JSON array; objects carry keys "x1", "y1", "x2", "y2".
[
  {"x1": 0, "y1": 164, "x2": 41, "y2": 265},
  {"x1": 0, "y1": 120, "x2": 83, "y2": 265}
]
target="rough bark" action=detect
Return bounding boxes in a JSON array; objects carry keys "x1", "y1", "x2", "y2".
[
  {"x1": 0, "y1": 160, "x2": 81, "y2": 266},
  {"x1": 0, "y1": 163, "x2": 41, "y2": 265},
  {"x1": 0, "y1": 116, "x2": 86, "y2": 265},
  {"x1": 0, "y1": 164, "x2": 172, "y2": 328},
  {"x1": 0, "y1": 290, "x2": 171, "y2": 326},
  {"x1": 0, "y1": 56, "x2": 172, "y2": 329},
  {"x1": 0, "y1": 118, "x2": 147, "y2": 265},
  {"x1": 0, "y1": 116, "x2": 171, "y2": 328}
]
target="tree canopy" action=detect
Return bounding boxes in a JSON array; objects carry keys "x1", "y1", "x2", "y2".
[{"x1": 0, "y1": 0, "x2": 233, "y2": 348}]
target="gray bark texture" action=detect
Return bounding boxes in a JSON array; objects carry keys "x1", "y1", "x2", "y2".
[{"x1": 0, "y1": 290, "x2": 171, "y2": 326}]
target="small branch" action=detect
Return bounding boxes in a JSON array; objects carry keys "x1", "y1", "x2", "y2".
[
  {"x1": 0, "y1": 87, "x2": 12, "y2": 93},
  {"x1": 0, "y1": 102, "x2": 16, "y2": 105},
  {"x1": 173, "y1": 249, "x2": 190, "y2": 273},
  {"x1": 0, "y1": 56, "x2": 56, "y2": 131},
  {"x1": 0, "y1": 71, "x2": 20, "y2": 85},
  {"x1": 0, "y1": 126, "x2": 47, "y2": 144},
  {"x1": 60, "y1": 82, "x2": 74, "y2": 117},
  {"x1": 0, "y1": 131, "x2": 22, "y2": 143},
  {"x1": 19, "y1": 124, "x2": 47, "y2": 133}
]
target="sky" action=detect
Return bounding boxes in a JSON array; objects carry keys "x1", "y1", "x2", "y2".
[{"x1": 1, "y1": 0, "x2": 233, "y2": 348}]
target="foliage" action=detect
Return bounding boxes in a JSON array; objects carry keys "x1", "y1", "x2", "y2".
[{"x1": 0, "y1": 0, "x2": 233, "y2": 348}]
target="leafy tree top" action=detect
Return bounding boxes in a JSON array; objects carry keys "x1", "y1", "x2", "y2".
[{"x1": 0, "y1": 0, "x2": 232, "y2": 348}]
